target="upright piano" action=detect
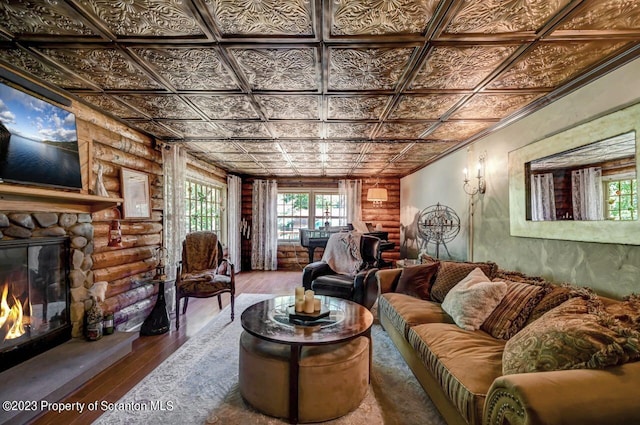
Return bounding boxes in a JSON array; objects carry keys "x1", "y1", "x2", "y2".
[{"x1": 299, "y1": 227, "x2": 393, "y2": 265}]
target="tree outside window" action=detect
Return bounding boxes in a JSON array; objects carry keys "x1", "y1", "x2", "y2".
[
  {"x1": 277, "y1": 190, "x2": 346, "y2": 240},
  {"x1": 185, "y1": 179, "x2": 223, "y2": 233},
  {"x1": 606, "y1": 179, "x2": 637, "y2": 221}
]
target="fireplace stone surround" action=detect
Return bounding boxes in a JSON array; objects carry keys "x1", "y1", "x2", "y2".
[{"x1": 0, "y1": 211, "x2": 97, "y2": 338}]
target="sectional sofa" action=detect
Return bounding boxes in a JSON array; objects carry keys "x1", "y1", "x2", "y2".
[{"x1": 376, "y1": 257, "x2": 640, "y2": 425}]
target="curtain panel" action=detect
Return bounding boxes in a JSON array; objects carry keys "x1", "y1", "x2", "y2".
[
  {"x1": 162, "y1": 145, "x2": 187, "y2": 312},
  {"x1": 572, "y1": 167, "x2": 603, "y2": 220},
  {"x1": 530, "y1": 173, "x2": 556, "y2": 221},
  {"x1": 227, "y1": 175, "x2": 242, "y2": 272},
  {"x1": 251, "y1": 179, "x2": 278, "y2": 270},
  {"x1": 338, "y1": 179, "x2": 362, "y2": 225}
]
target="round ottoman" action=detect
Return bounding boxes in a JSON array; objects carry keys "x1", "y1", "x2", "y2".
[{"x1": 239, "y1": 331, "x2": 370, "y2": 423}]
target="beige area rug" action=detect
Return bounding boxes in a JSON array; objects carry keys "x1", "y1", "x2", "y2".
[{"x1": 94, "y1": 294, "x2": 446, "y2": 425}]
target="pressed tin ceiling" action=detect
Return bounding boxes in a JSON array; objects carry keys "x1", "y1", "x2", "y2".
[{"x1": 1, "y1": 1, "x2": 640, "y2": 178}]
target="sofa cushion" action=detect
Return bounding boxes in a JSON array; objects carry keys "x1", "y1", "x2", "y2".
[
  {"x1": 441, "y1": 268, "x2": 507, "y2": 331},
  {"x1": 481, "y1": 279, "x2": 548, "y2": 340},
  {"x1": 503, "y1": 296, "x2": 640, "y2": 375},
  {"x1": 408, "y1": 323, "x2": 506, "y2": 425},
  {"x1": 525, "y1": 285, "x2": 573, "y2": 325},
  {"x1": 424, "y1": 256, "x2": 499, "y2": 303},
  {"x1": 378, "y1": 293, "x2": 453, "y2": 338},
  {"x1": 395, "y1": 262, "x2": 440, "y2": 300}
]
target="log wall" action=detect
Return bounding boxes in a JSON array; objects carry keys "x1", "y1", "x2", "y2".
[
  {"x1": 241, "y1": 177, "x2": 401, "y2": 272},
  {"x1": 74, "y1": 103, "x2": 164, "y2": 330}
]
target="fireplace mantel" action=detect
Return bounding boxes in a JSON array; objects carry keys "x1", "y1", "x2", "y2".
[{"x1": 0, "y1": 184, "x2": 122, "y2": 213}]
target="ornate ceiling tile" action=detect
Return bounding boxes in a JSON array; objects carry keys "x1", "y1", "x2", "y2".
[
  {"x1": 208, "y1": 152, "x2": 254, "y2": 162},
  {"x1": 325, "y1": 141, "x2": 367, "y2": 154},
  {"x1": 450, "y1": 93, "x2": 543, "y2": 119},
  {"x1": 405, "y1": 140, "x2": 459, "y2": 155},
  {"x1": 377, "y1": 122, "x2": 434, "y2": 138},
  {"x1": 189, "y1": 141, "x2": 246, "y2": 153},
  {"x1": 488, "y1": 41, "x2": 628, "y2": 89},
  {"x1": 557, "y1": 0, "x2": 640, "y2": 31},
  {"x1": 188, "y1": 95, "x2": 258, "y2": 120},
  {"x1": 39, "y1": 48, "x2": 163, "y2": 90},
  {"x1": 213, "y1": 121, "x2": 271, "y2": 138},
  {"x1": 270, "y1": 121, "x2": 321, "y2": 138},
  {"x1": 132, "y1": 48, "x2": 238, "y2": 90},
  {"x1": 364, "y1": 141, "x2": 413, "y2": 154},
  {"x1": 326, "y1": 153, "x2": 360, "y2": 162},
  {"x1": 255, "y1": 95, "x2": 320, "y2": 119},
  {"x1": 125, "y1": 120, "x2": 181, "y2": 139},
  {"x1": 330, "y1": 0, "x2": 440, "y2": 36},
  {"x1": 280, "y1": 140, "x2": 323, "y2": 152},
  {"x1": 328, "y1": 47, "x2": 415, "y2": 90},
  {"x1": 230, "y1": 48, "x2": 317, "y2": 91},
  {"x1": 241, "y1": 141, "x2": 283, "y2": 153},
  {"x1": 76, "y1": 94, "x2": 142, "y2": 118},
  {"x1": 0, "y1": 1, "x2": 94, "y2": 36},
  {"x1": 325, "y1": 123, "x2": 375, "y2": 139},
  {"x1": 445, "y1": 0, "x2": 571, "y2": 34},
  {"x1": 288, "y1": 153, "x2": 320, "y2": 162},
  {"x1": 269, "y1": 168, "x2": 301, "y2": 175},
  {"x1": 428, "y1": 121, "x2": 494, "y2": 140},
  {"x1": 115, "y1": 94, "x2": 201, "y2": 119},
  {"x1": 412, "y1": 45, "x2": 518, "y2": 90},
  {"x1": 161, "y1": 120, "x2": 221, "y2": 138},
  {"x1": 359, "y1": 153, "x2": 395, "y2": 163},
  {"x1": 390, "y1": 94, "x2": 466, "y2": 119},
  {"x1": 77, "y1": 0, "x2": 204, "y2": 36},
  {"x1": 204, "y1": 0, "x2": 313, "y2": 36},
  {"x1": 327, "y1": 96, "x2": 390, "y2": 120},
  {"x1": 0, "y1": 48, "x2": 87, "y2": 89}
]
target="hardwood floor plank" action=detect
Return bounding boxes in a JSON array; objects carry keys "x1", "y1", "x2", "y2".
[{"x1": 28, "y1": 270, "x2": 301, "y2": 425}]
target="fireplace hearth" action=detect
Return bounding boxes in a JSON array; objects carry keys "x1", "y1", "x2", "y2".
[{"x1": 0, "y1": 237, "x2": 71, "y2": 372}]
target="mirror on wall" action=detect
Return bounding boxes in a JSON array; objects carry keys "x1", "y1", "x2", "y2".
[
  {"x1": 509, "y1": 101, "x2": 640, "y2": 245},
  {"x1": 526, "y1": 131, "x2": 637, "y2": 222}
]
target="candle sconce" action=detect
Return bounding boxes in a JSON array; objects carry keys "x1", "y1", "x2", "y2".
[{"x1": 463, "y1": 151, "x2": 487, "y2": 196}]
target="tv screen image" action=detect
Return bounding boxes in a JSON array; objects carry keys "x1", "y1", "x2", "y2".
[{"x1": 0, "y1": 81, "x2": 82, "y2": 189}]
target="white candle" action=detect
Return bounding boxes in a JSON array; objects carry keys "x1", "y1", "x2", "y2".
[
  {"x1": 304, "y1": 295, "x2": 314, "y2": 313},
  {"x1": 295, "y1": 299, "x2": 305, "y2": 312},
  {"x1": 305, "y1": 289, "x2": 314, "y2": 298},
  {"x1": 295, "y1": 286, "x2": 305, "y2": 300},
  {"x1": 313, "y1": 297, "x2": 321, "y2": 312}
]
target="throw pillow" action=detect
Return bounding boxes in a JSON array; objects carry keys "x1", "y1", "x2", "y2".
[
  {"x1": 605, "y1": 294, "x2": 640, "y2": 331},
  {"x1": 441, "y1": 268, "x2": 508, "y2": 331},
  {"x1": 503, "y1": 297, "x2": 640, "y2": 375},
  {"x1": 394, "y1": 262, "x2": 440, "y2": 300},
  {"x1": 481, "y1": 279, "x2": 548, "y2": 339},
  {"x1": 427, "y1": 258, "x2": 499, "y2": 303},
  {"x1": 525, "y1": 285, "x2": 573, "y2": 325}
]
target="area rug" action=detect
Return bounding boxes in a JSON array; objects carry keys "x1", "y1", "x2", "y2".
[{"x1": 94, "y1": 294, "x2": 446, "y2": 425}]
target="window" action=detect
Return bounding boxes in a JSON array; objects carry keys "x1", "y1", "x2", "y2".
[
  {"x1": 606, "y1": 178, "x2": 637, "y2": 221},
  {"x1": 277, "y1": 190, "x2": 345, "y2": 240},
  {"x1": 185, "y1": 179, "x2": 224, "y2": 233}
]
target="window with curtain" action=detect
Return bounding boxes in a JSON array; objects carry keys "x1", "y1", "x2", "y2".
[
  {"x1": 185, "y1": 179, "x2": 224, "y2": 233},
  {"x1": 277, "y1": 190, "x2": 345, "y2": 241},
  {"x1": 606, "y1": 178, "x2": 637, "y2": 220}
]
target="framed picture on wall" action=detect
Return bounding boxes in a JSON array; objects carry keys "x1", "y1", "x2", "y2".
[{"x1": 120, "y1": 167, "x2": 151, "y2": 219}]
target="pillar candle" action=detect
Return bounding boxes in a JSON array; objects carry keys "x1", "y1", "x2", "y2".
[
  {"x1": 305, "y1": 289, "x2": 314, "y2": 298},
  {"x1": 295, "y1": 286, "x2": 305, "y2": 301},
  {"x1": 304, "y1": 294, "x2": 314, "y2": 313},
  {"x1": 313, "y1": 297, "x2": 321, "y2": 312},
  {"x1": 295, "y1": 299, "x2": 305, "y2": 312}
]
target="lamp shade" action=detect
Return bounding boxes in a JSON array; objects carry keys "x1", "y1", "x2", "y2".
[{"x1": 367, "y1": 187, "x2": 388, "y2": 202}]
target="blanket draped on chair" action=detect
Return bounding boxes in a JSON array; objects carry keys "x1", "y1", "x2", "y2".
[
  {"x1": 183, "y1": 231, "x2": 219, "y2": 273},
  {"x1": 321, "y1": 232, "x2": 363, "y2": 276}
]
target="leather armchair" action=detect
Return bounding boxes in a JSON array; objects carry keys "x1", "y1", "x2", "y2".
[{"x1": 302, "y1": 234, "x2": 380, "y2": 309}]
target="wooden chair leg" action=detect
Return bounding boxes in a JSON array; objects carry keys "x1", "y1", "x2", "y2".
[
  {"x1": 182, "y1": 297, "x2": 189, "y2": 314},
  {"x1": 230, "y1": 294, "x2": 235, "y2": 321},
  {"x1": 175, "y1": 292, "x2": 180, "y2": 330},
  {"x1": 217, "y1": 294, "x2": 223, "y2": 310}
]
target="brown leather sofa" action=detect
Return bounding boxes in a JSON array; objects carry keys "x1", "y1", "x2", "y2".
[
  {"x1": 302, "y1": 233, "x2": 380, "y2": 309},
  {"x1": 376, "y1": 266, "x2": 640, "y2": 425}
]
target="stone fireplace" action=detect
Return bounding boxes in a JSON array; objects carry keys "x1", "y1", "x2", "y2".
[{"x1": 0, "y1": 211, "x2": 96, "y2": 370}]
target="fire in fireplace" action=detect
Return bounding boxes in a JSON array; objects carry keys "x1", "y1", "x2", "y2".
[{"x1": 0, "y1": 237, "x2": 71, "y2": 372}]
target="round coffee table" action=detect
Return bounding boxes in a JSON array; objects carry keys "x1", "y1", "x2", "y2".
[{"x1": 240, "y1": 295, "x2": 374, "y2": 423}]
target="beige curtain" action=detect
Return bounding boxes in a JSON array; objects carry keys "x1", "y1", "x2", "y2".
[
  {"x1": 227, "y1": 174, "x2": 242, "y2": 272},
  {"x1": 251, "y1": 179, "x2": 278, "y2": 270},
  {"x1": 338, "y1": 179, "x2": 362, "y2": 226}
]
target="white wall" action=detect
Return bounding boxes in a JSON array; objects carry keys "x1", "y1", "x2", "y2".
[{"x1": 401, "y1": 57, "x2": 640, "y2": 298}]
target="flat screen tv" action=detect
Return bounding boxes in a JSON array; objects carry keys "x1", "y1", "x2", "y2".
[{"x1": 0, "y1": 81, "x2": 82, "y2": 190}]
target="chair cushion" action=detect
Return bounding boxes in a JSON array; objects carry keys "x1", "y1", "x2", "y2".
[{"x1": 312, "y1": 274, "x2": 354, "y2": 299}]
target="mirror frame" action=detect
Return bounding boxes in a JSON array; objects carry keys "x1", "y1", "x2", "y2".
[{"x1": 509, "y1": 102, "x2": 640, "y2": 245}]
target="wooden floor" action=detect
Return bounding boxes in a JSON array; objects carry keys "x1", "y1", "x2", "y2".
[{"x1": 29, "y1": 270, "x2": 302, "y2": 425}]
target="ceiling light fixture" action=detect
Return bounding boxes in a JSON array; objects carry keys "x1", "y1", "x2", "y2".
[{"x1": 367, "y1": 179, "x2": 388, "y2": 207}]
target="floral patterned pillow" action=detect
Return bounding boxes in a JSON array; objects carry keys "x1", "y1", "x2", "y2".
[{"x1": 503, "y1": 296, "x2": 640, "y2": 375}]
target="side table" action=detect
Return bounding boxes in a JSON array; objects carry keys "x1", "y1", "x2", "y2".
[{"x1": 140, "y1": 279, "x2": 171, "y2": 336}]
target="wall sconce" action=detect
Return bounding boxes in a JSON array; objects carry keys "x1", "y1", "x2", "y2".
[
  {"x1": 463, "y1": 152, "x2": 487, "y2": 196},
  {"x1": 367, "y1": 180, "x2": 388, "y2": 207},
  {"x1": 108, "y1": 207, "x2": 122, "y2": 248}
]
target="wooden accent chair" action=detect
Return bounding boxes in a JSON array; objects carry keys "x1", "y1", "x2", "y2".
[{"x1": 175, "y1": 231, "x2": 235, "y2": 329}]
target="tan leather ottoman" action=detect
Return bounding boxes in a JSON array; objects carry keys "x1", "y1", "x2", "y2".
[{"x1": 239, "y1": 331, "x2": 370, "y2": 423}]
